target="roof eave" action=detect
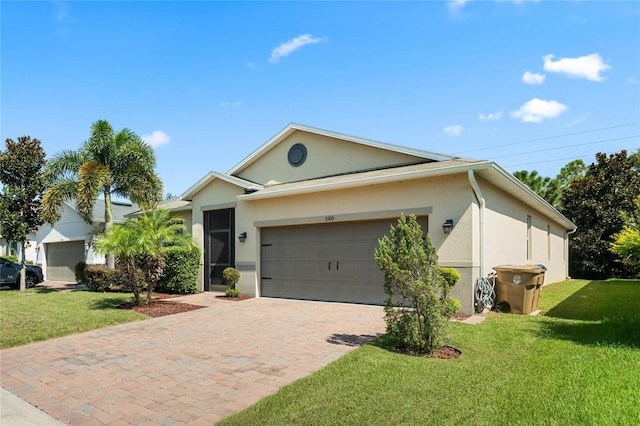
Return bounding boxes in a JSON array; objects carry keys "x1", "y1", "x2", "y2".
[
  {"x1": 227, "y1": 123, "x2": 455, "y2": 176},
  {"x1": 181, "y1": 171, "x2": 263, "y2": 200},
  {"x1": 475, "y1": 162, "x2": 577, "y2": 231},
  {"x1": 238, "y1": 161, "x2": 489, "y2": 201}
]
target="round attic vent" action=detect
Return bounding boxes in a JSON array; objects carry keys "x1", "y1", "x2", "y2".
[{"x1": 287, "y1": 143, "x2": 307, "y2": 167}]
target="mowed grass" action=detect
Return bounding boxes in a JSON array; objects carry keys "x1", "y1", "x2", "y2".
[
  {"x1": 220, "y1": 279, "x2": 640, "y2": 425},
  {"x1": 0, "y1": 288, "x2": 145, "y2": 349}
]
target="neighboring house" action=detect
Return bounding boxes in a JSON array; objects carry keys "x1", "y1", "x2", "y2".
[
  {"x1": 0, "y1": 231, "x2": 37, "y2": 263},
  {"x1": 34, "y1": 200, "x2": 139, "y2": 281},
  {"x1": 175, "y1": 123, "x2": 575, "y2": 314}
]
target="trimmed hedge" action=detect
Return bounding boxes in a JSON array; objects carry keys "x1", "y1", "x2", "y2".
[
  {"x1": 157, "y1": 245, "x2": 200, "y2": 294},
  {"x1": 74, "y1": 261, "x2": 87, "y2": 284},
  {"x1": 84, "y1": 265, "x2": 126, "y2": 292}
]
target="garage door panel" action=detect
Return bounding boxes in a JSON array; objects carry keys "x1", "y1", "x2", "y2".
[
  {"x1": 261, "y1": 218, "x2": 426, "y2": 304},
  {"x1": 46, "y1": 241, "x2": 85, "y2": 282}
]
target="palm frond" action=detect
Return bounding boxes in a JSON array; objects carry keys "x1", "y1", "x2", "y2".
[
  {"x1": 76, "y1": 161, "x2": 109, "y2": 222},
  {"x1": 41, "y1": 179, "x2": 78, "y2": 224},
  {"x1": 85, "y1": 120, "x2": 114, "y2": 164},
  {"x1": 45, "y1": 149, "x2": 86, "y2": 180}
]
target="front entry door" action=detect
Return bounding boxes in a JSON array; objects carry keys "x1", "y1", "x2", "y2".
[{"x1": 204, "y1": 208, "x2": 235, "y2": 290}]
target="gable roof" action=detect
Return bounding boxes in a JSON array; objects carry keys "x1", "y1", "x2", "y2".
[
  {"x1": 180, "y1": 171, "x2": 264, "y2": 201},
  {"x1": 227, "y1": 123, "x2": 455, "y2": 176},
  {"x1": 64, "y1": 199, "x2": 139, "y2": 223},
  {"x1": 126, "y1": 199, "x2": 193, "y2": 218}
]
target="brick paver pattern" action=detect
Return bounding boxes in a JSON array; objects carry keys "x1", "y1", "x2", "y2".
[{"x1": 0, "y1": 296, "x2": 385, "y2": 425}]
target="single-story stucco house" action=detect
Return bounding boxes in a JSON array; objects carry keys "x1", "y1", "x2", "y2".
[
  {"x1": 33, "y1": 200, "x2": 139, "y2": 281},
  {"x1": 166, "y1": 123, "x2": 576, "y2": 314}
]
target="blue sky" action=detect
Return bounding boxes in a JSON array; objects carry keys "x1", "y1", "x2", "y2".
[{"x1": 2, "y1": 1, "x2": 639, "y2": 197}]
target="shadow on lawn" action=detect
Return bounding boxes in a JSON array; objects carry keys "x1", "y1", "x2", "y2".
[
  {"x1": 327, "y1": 333, "x2": 382, "y2": 347},
  {"x1": 539, "y1": 280, "x2": 640, "y2": 348},
  {"x1": 89, "y1": 297, "x2": 135, "y2": 310}
]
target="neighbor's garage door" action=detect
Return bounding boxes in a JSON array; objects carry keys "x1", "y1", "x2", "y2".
[
  {"x1": 261, "y1": 218, "x2": 425, "y2": 304},
  {"x1": 46, "y1": 241, "x2": 85, "y2": 281}
]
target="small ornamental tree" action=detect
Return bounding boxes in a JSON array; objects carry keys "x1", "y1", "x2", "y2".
[
  {"x1": 95, "y1": 210, "x2": 194, "y2": 305},
  {"x1": 223, "y1": 267, "x2": 241, "y2": 297},
  {"x1": 610, "y1": 196, "x2": 640, "y2": 275},
  {"x1": 374, "y1": 215, "x2": 458, "y2": 355},
  {"x1": 0, "y1": 136, "x2": 47, "y2": 292}
]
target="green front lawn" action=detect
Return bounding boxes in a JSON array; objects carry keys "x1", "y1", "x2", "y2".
[
  {"x1": 0, "y1": 288, "x2": 145, "y2": 349},
  {"x1": 219, "y1": 279, "x2": 640, "y2": 425}
]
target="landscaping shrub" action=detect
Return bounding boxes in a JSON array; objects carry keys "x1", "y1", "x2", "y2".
[
  {"x1": 74, "y1": 261, "x2": 87, "y2": 284},
  {"x1": 1, "y1": 255, "x2": 19, "y2": 264},
  {"x1": 374, "y1": 214, "x2": 459, "y2": 354},
  {"x1": 223, "y1": 267, "x2": 241, "y2": 297},
  {"x1": 439, "y1": 267, "x2": 461, "y2": 289},
  {"x1": 157, "y1": 245, "x2": 200, "y2": 294},
  {"x1": 84, "y1": 265, "x2": 126, "y2": 292}
]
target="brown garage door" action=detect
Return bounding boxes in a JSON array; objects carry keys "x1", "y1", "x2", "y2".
[
  {"x1": 46, "y1": 241, "x2": 85, "y2": 281},
  {"x1": 261, "y1": 217, "x2": 427, "y2": 304}
]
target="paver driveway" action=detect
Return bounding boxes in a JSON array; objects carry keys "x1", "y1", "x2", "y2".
[{"x1": 0, "y1": 296, "x2": 385, "y2": 425}]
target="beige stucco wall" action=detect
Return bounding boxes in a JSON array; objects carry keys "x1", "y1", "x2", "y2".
[
  {"x1": 188, "y1": 168, "x2": 570, "y2": 315},
  {"x1": 234, "y1": 173, "x2": 479, "y2": 313},
  {"x1": 236, "y1": 131, "x2": 425, "y2": 185},
  {"x1": 479, "y1": 176, "x2": 568, "y2": 285}
]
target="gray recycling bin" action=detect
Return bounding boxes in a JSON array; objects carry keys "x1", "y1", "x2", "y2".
[{"x1": 493, "y1": 265, "x2": 546, "y2": 314}]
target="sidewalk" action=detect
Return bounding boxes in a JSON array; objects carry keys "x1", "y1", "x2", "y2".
[{"x1": 1, "y1": 387, "x2": 65, "y2": 426}]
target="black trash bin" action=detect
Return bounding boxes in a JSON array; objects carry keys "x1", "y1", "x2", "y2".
[{"x1": 493, "y1": 265, "x2": 546, "y2": 314}]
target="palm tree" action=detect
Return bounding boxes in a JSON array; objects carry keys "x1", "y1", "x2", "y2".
[
  {"x1": 95, "y1": 209, "x2": 195, "y2": 305},
  {"x1": 43, "y1": 119, "x2": 163, "y2": 266}
]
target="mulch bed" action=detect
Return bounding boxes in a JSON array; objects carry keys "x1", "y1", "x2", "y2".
[
  {"x1": 117, "y1": 291, "x2": 253, "y2": 317},
  {"x1": 117, "y1": 300, "x2": 207, "y2": 317},
  {"x1": 215, "y1": 294, "x2": 254, "y2": 301},
  {"x1": 394, "y1": 344, "x2": 462, "y2": 360}
]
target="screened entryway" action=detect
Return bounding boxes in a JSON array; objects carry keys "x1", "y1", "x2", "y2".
[{"x1": 204, "y1": 208, "x2": 235, "y2": 290}]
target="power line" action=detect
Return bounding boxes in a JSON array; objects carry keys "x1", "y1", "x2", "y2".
[
  {"x1": 454, "y1": 122, "x2": 640, "y2": 155},
  {"x1": 505, "y1": 154, "x2": 599, "y2": 168},
  {"x1": 491, "y1": 135, "x2": 639, "y2": 160}
]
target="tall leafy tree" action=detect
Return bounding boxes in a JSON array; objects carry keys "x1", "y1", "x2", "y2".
[
  {"x1": 513, "y1": 170, "x2": 561, "y2": 207},
  {"x1": 0, "y1": 136, "x2": 47, "y2": 291},
  {"x1": 561, "y1": 150, "x2": 640, "y2": 279},
  {"x1": 42, "y1": 120, "x2": 163, "y2": 266},
  {"x1": 95, "y1": 210, "x2": 195, "y2": 305},
  {"x1": 513, "y1": 159, "x2": 586, "y2": 209}
]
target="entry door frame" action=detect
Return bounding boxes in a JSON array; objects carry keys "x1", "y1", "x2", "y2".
[{"x1": 204, "y1": 208, "x2": 235, "y2": 291}]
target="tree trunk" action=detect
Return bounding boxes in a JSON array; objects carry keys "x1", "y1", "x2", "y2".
[
  {"x1": 19, "y1": 241, "x2": 26, "y2": 293},
  {"x1": 104, "y1": 189, "x2": 115, "y2": 268}
]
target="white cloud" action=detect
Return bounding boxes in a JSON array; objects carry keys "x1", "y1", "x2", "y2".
[
  {"x1": 543, "y1": 53, "x2": 611, "y2": 82},
  {"x1": 568, "y1": 114, "x2": 588, "y2": 127},
  {"x1": 52, "y1": 1, "x2": 70, "y2": 23},
  {"x1": 443, "y1": 125, "x2": 463, "y2": 136},
  {"x1": 522, "y1": 71, "x2": 545, "y2": 85},
  {"x1": 219, "y1": 101, "x2": 242, "y2": 107},
  {"x1": 447, "y1": 0, "x2": 470, "y2": 13},
  {"x1": 269, "y1": 34, "x2": 324, "y2": 63},
  {"x1": 628, "y1": 77, "x2": 639, "y2": 84},
  {"x1": 510, "y1": 98, "x2": 567, "y2": 123},
  {"x1": 142, "y1": 130, "x2": 170, "y2": 148},
  {"x1": 478, "y1": 110, "x2": 503, "y2": 121}
]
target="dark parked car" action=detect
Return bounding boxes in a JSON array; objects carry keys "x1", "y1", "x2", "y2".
[{"x1": 0, "y1": 258, "x2": 44, "y2": 288}]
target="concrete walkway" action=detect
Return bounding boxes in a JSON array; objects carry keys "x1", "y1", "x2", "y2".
[{"x1": 1, "y1": 295, "x2": 385, "y2": 425}]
